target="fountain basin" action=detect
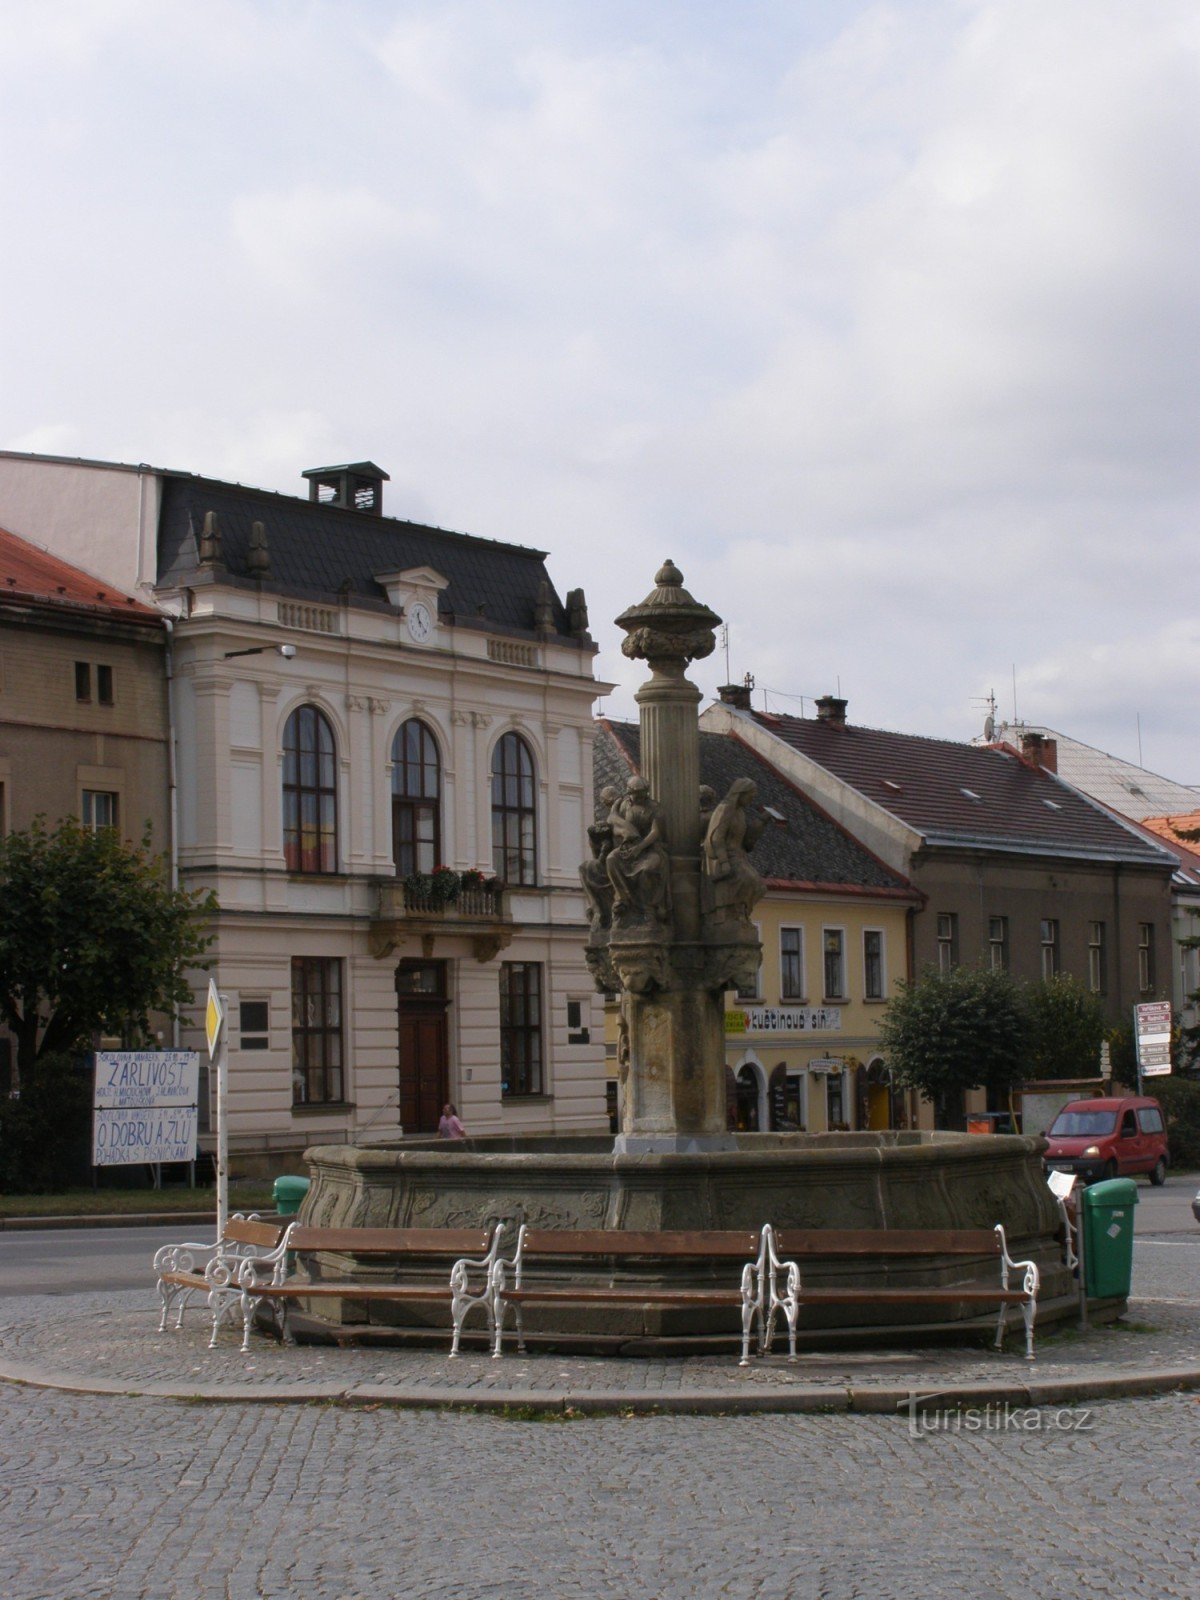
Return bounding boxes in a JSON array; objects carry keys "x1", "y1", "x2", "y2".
[{"x1": 292, "y1": 1132, "x2": 1074, "y2": 1347}]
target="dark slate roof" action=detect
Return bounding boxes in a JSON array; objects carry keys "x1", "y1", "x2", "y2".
[
  {"x1": 155, "y1": 473, "x2": 576, "y2": 640},
  {"x1": 595, "y1": 721, "x2": 917, "y2": 896},
  {"x1": 752, "y1": 712, "x2": 1175, "y2": 867}
]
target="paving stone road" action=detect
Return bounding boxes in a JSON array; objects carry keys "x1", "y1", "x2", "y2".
[
  {"x1": 1, "y1": 1382, "x2": 1198, "y2": 1600},
  {"x1": 0, "y1": 1209, "x2": 1195, "y2": 1598}
]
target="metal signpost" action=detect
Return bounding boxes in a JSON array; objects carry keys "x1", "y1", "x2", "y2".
[
  {"x1": 206, "y1": 978, "x2": 229, "y2": 1235},
  {"x1": 92, "y1": 1051, "x2": 200, "y2": 1168},
  {"x1": 1134, "y1": 1000, "x2": 1172, "y2": 1094}
]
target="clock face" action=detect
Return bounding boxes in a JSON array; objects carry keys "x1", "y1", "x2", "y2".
[{"x1": 407, "y1": 601, "x2": 433, "y2": 642}]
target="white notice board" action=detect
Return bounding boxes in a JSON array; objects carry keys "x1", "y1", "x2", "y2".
[{"x1": 92, "y1": 1051, "x2": 200, "y2": 1166}]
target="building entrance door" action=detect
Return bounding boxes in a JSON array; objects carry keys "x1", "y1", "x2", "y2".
[{"x1": 396, "y1": 961, "x2": 449, "y2": 1135}]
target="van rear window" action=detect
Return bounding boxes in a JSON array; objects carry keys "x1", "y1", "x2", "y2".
[
  {"x1": 1137, "y1": 1107, "x2": 1164, "y2": 1134},
  {"x1": 1049, "y1": 1110, "x2": 1117, "y2": 1137}
]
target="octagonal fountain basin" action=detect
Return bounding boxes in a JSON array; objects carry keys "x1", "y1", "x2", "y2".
[{"x1": 290, "y1": 1131, "x2": 1073, "y2": 1350}]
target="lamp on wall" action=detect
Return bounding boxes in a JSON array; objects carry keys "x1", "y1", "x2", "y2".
[{"x1": 223, "y1": 643, "x2": 296, "y2": 660}]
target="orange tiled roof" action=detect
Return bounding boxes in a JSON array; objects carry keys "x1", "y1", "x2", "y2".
[{"x1": 0, "y1": 526, "x2": 159, "y2": 622}]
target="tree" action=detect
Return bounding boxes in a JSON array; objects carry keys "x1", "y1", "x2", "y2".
[
  {"x1": 0, "y1": 818, "x2": 216, "y2": 1084},
  {"x1": 877, "y1": 964, "x2": 1030, "y2": 1129},
  {"x1": 1022, "y1": 974, "x2": 1107, "y2": 1081}
]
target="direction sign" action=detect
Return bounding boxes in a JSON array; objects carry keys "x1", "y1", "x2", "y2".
[
  {"x1": 1134, "y1": 1000, "x2": 1172, "y2": 1080},
  {"x1": 205, "y1": 977, "x2": 226, "y2": 1059}
]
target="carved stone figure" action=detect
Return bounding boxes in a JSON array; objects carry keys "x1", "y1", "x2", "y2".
[
  {"x1": 579, "y1": 784, "x2": 620, "y2": 928},
  {"x1": 699, "y1": 785, "x2": 718, "y2": 830},
  {"x1": 606, "y1": 776, "x2": 671, "y2": 928},
  {"x1": 565, "y1": 587, "x2": 590, "y2": 639},
  {"x1": 703, "y1": 777, "x2": 765, "y2": 925}
]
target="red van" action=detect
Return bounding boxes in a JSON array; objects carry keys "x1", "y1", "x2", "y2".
[{"x1": 1043, "y1": 1096, "x2": 1169, "y2": 1185}]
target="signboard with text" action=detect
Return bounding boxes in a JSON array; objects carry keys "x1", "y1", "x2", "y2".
[
  {"x1": 731, "y1": 1006, "x2": 844, "y2": 1035},
  {"x1": 1134, "y1": 1001, "x2": 1172, "y2": 1079},
  {"x1": 92, "y1": 1051, "x2": 200, "y2": 1166}
]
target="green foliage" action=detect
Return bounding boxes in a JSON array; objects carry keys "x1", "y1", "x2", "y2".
[
  {"x1": 877, "y1": 964, "x2": 1030, "y2": 1128},
  {"x1": 0, "y1": 1053, "x2": 92, "y2": 1193},
  {"x1": 0, "y1": 817, "x2": 216, "y2": 1082},
  {"x1": 1153, "y1": 1077, "x2": 1200, "y2": 1169},
  {"x1": 1022, "y1": 975, "x2": 1107, "y2": 1081}
]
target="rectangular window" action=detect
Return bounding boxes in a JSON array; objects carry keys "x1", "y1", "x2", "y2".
[
  {"x1": 81, "y1": 790, "x2": 118, "y2": 831},
  {"x1": 75, "y1": 661, "x2": 91, "y2": 702},
  {"x1": 1040, "y1": 918, "x2": 1060, "y2": 979},
  {"x1": 736, "y1": 923, "x2": 762, "y2": 1001},
  {"x1": 97, "y1": 664, "x2": 114, "y2": 705},
  {"x1": 988, "y1": 916, "x2": 1009, "y2": 972},
  {"x1": 1138, "y1": 923, "x2": 1155, "y2": 992},
  {"x1": 500, "y1": 962, "x2": 543, "y2": 1097},
  {"x1": 863, "y1": 930, "x2": 884, "y2": 1000},
  {"x1": 291, "y1": 958, "x2": 343, "y2": 1105},
  {"x1": 936, "y1": 912, "x2": 958, "y2": 975},
  {"x1": 239, "y1": 999, "x2": 270, "y2": 1051},
  {"x1": 780, "y1": 928, "x2": 804, "y2": 1001},
  {"x1": 823, "y1": 928, "x2": 846, "y2": 1000},
  {"x1": 1087, "y1": 921, "x2": 1107, "y2": 994}
]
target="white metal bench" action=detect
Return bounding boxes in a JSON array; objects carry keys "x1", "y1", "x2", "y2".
[{"x1": 153, "y1": 1215, "x2": 289, "y2": 1347}]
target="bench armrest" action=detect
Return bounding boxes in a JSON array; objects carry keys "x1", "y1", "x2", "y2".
[{"x1": 994, "y1": 1224, "x2": 1040, "y2": 1297}]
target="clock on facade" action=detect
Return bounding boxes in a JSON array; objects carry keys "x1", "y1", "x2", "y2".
[{"x1": 406, "y1": 601, "x2": 434, "y2": 642}]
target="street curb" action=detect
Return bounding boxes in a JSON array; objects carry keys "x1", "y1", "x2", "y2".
[
  {"x1": 0, "y1": 1212, "x2": 279, "y2": 1232},
  {"x1": 2, "y1": 1358, "x2": 1198, "y2": 1414}
]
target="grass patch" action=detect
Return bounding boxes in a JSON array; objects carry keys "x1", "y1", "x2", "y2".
[{"x1": 0, "y1": 1182, "x2": 276, "y2": 1217}]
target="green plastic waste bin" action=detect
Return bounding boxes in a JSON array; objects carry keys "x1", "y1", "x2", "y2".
[
  {"x1": 273, "y1": 1175, "x2": 310, "y2": 1217},
  {"x1": 1081, "y1": 1176, "x2": 1138, "y2": 1298}
]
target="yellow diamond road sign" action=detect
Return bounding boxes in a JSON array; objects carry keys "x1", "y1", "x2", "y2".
[{"x1": 205, "y1": 979, "x2": 225, "y2": 1060}]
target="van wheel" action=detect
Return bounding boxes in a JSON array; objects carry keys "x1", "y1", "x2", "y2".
[{"x1": 1150, "y1": 1158, "x2": 1167, "y2": 1187}]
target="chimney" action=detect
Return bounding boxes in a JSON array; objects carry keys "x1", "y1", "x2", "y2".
[
  {"x1": 302, "y1": 461, "x2": 390, "y2": 516},
  {"x1": 718, "y1": 682, "x2": 753, "y2": 711},
  {"x1": 1021, "y1": 731, "x2": 1058, "y2": 773},
  {"x1": 815, "y1": 695, "x2": 847, "y2": 730}
]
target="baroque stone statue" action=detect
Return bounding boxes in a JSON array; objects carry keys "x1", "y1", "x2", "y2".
[
  {"x1": 702, "y1": 777, "x2": 765, "y2": 926},
  {"x1": 579, "y1": 784, "x2": 619, "y2": 928},
  {"x1": 607, "y1": 776, "x2": 671, "y2": 928}
]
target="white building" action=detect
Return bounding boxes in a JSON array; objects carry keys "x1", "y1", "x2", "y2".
[{"x1": 0, "y1": 452, "x2": 609, "y2": 1171}]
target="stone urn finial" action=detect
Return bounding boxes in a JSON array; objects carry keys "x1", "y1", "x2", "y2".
[{"x1": 614, "y1": 558, "x2": 721, "y2": 677}]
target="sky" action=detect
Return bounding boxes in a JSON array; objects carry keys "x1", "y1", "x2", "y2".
[{"x1": 2, "y1": 1, "x2": 1198, "y2": 778}]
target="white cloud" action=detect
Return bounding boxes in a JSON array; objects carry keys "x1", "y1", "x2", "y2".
[{"x1": 0, "y1": 0, "x2": 1197, "y2": 776}]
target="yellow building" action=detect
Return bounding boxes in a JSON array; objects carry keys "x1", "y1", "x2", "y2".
[{"x1": 595, "y1": 719, "x2": 925, "y2": 1133}]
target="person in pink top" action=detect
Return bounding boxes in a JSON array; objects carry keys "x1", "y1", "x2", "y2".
[{"x1": 438, "y1": 1103, "x2": 466, "y2": 1139}]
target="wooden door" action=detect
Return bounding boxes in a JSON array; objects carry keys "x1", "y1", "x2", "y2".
[{"x1": 398, "y1": 1008, "x2": 448, "y2": 1134}]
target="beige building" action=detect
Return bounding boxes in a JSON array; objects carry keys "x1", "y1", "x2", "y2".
[
  {"x1": 0, "y1": 526, "x2": 170, "y2": 1089},
  {"x1": 0, "y1": 453, "x2": 609, "y2": 1170}
]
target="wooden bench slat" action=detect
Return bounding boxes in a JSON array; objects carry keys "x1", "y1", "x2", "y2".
[
  {"x1": 772, "y1": 1228, "x2": 1000, "y2": 1256},
  {"x1": 793, "y1": 1287, "x2": 1031, "y2": 1304},
  {"x1": 248, "y1": 1283, "x2": 454, "y2": 1301},
  {"x1": 287, "y1": 1228, "x2": 492, "y2": 1255},
  {"x1": 516, "y1": 1230, "x2": 760, "y2": 1257},
  {"x1": 223, "y1": 1219, "x2": 289, "y2": 1248},
  {"x1": 501, "y1": 1288, "x2": 745, "y2": 1306}
]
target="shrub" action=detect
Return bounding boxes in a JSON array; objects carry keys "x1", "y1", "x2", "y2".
[
  {"x1": 1152, "y1": 1078, "x2": 1200, "y2": 1171},
  {"x1": 0, "y1": 1053, "x2": 93, "y2": 1193}
]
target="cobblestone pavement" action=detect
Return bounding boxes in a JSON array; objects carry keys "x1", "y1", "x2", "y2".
[
  {"x1": 0, "y1": 1236, "x2": 1196, "y2": 1404},
  {"x1": 0, "y1": 1381, "x2": 1197, "y2": 1600}
]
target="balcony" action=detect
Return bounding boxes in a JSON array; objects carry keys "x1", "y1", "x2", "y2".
[{"x1": 369, "y1": 875, "x2": 516, "y2": 961}]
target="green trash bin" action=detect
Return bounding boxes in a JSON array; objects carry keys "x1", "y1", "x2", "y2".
[
  {"x1": 273, "y1": 1175, "x2": 310, "y2": 1217},
  {"x1": 1081, "y1": 1177, "x2": 1138, "y2": 1298}
]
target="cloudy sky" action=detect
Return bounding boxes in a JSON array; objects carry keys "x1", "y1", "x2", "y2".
[{"x1": 2, "y1": 2, "x2": 1198, "y2": 776}]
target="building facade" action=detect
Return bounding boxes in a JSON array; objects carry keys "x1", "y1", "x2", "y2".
[
  {"x1": 0, "y1": 453, "x2": 608, "y2": 1169},
  {"x1": 701, "y1": 692, "x2": 1175, "y2": 1034}
]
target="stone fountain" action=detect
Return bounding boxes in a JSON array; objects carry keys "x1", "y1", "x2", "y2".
[{"x1": 299, "y1": 563, "x2": 1071, "y2": 1348}]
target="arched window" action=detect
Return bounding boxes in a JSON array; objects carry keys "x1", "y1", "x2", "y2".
[
  {"x1": 491, "y1": 731, "x2": 537, "y2": 884},
  {"x1": 392, "y1": 718, "x2": 441, "y2": 876},
  {"x1": 283, "y1": 704, "x2": 337, "y2": 873}
]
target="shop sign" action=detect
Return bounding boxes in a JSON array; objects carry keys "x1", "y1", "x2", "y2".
[
  {"x1": 738, "y1": 1006, "x2": 843, "y2": 1034},
  {"x1": 92, "y1": 1051, "x2": 199, "y2": 1166}
]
